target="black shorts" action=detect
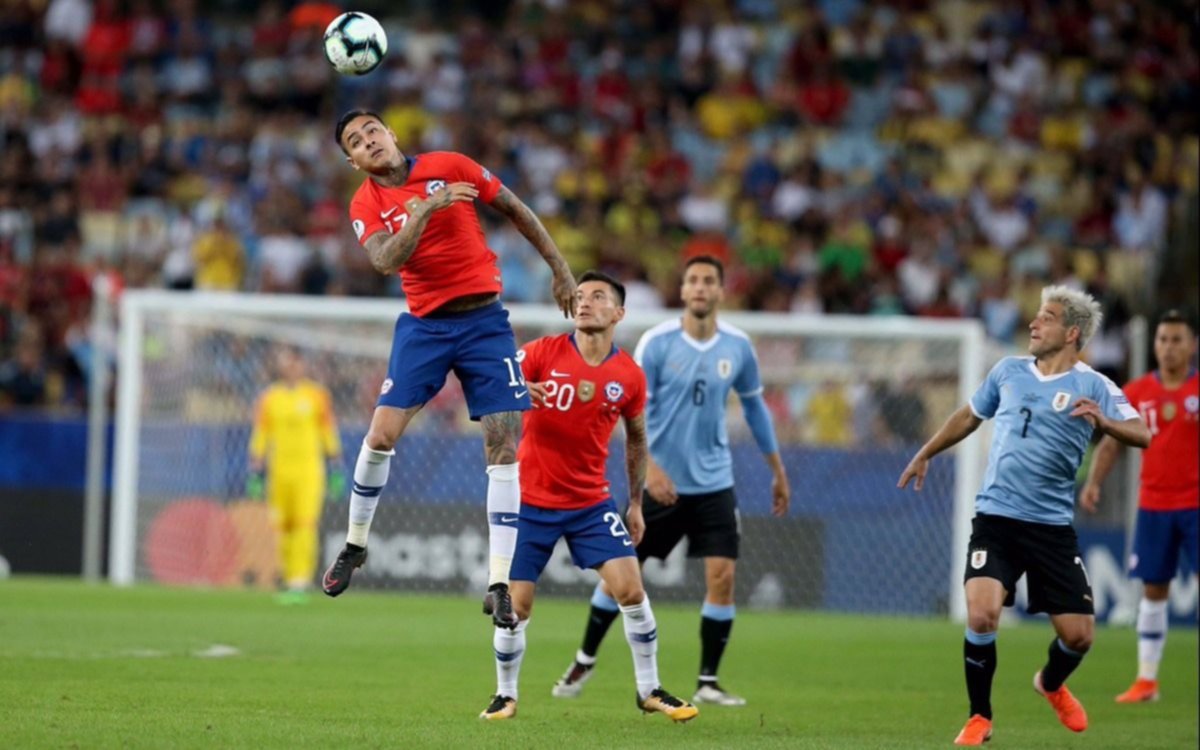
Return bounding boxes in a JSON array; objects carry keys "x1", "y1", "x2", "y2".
[
  {"x1": 635, "y1": 487, "x2": 740, "y2": 561},
  {"x1": 964, "y1": 513, "x2": 1094, "y2": 616}
]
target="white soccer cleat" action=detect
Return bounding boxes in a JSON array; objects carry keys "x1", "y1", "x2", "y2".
[
  {"x1": 551, "y1": 660, "x2": 595, "y2": 698},
  {"x1": 692, "y1": 682, "x2": 747, "y2": 706}
]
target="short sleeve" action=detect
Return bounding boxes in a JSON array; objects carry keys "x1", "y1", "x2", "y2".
[
  {"x1": 970, "y1": 359, "x2": 1007, "y2": 419},
  {"x1": 448, "y1": 152, "x2": 502, "y2": 204},
  {"x1": 349, "y1": 192, "x2": 386, "y2": 246},
  {"x1": 1096, "y1": 373, "x2": 1140, "y2": 422},
  {"x1": 632, "y1": 330, "x2": 661, "y2": 399},
  {"x1": 622, "y1": 362, "x2": 647, "y2": 419},
  {"x1": 733, "y1": 338, "x2": 764, "y2": 398},
  {"x1": 519, "y1": 338, "x2": 544, "y2": 383}
]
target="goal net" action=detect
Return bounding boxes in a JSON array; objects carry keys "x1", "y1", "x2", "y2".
[{"x1": 110, "y1": 291, "x2": 985, "y2": 618}]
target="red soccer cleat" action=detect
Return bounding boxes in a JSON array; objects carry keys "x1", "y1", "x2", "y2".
[
  {"x1": 1115, "y1": 678, "x2": 1160, "y2": 703},
  {"x1": 953, "y1": 714, "x2": 993, "y2": 745},
  {"x1": 1033, "y1": 671, "x2": 1088, "y2": 732}
]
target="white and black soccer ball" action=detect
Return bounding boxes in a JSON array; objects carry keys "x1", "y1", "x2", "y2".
[{"x1": 323, "y1": 12, "x2": 388, "y2": 76}]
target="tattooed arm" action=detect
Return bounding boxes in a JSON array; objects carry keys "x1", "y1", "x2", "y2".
[
  {"x1": 362, "y1": 182, "x2": 479, "y2": 275},
  {"x1": 622, "y1": 413, "x2": 648, "y2": 545},
  {"x1": 489, "y1": 185, "x2": 577, "y2": 317}
]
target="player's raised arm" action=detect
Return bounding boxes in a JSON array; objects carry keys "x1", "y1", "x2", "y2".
[
  {"x1": 488, "y1": 185, "x2": 576, "y2": 318},
  {"x1": 361, "y1": 183, "x2": 480, "y2": 275},
  {"x1": 1080, "y1": 435, "x2": 1122, "y2": 513},
  {"x1": 898, "y1": 404, "x2": 984, "y2": 491}
]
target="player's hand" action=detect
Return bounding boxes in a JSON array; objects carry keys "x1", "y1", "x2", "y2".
[
  {"x1": 646, "y1": 463, "x2": 678, "y2": 506},
  {"x1": 1070, "y1": 398, "x2": 1104, "y2": 429},
  {"x1": 409, "y1": 182, "x2": 479, "y2": 215},
  {"x1": 625, "y1": 504, "x2": 645, "y2": 546},
  {"x1": 1079, "y1": 482, "x2": 1102, "y2": 514},
  {"x1": 527, "y1": 381, "x2": 551, "y2": 408},
  {"x1": 771, "y1": 472, "x2": 790, "y2": 517},
  {"x1": 327, "y1": 465, "x2": 347, "y2": 502},
  {"x1": 552, "y1": 270, "x2": 577, "y2": 319},
  {"x1": 897, "y1": 454, "x2": 929, "y2": 491},
  {"x1": 245, "y1": 469, "x2": 265, "y2": 501}
]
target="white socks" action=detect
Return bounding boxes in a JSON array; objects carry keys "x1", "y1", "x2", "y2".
[
  {"x1": 1136, "y1": 598, "x2": 1168, "y2": 681},
  {"x1": 620, "y1": 595, "x2": 660, "y2": 700},
  {"x1": 346, "y1": 441, "x2": 393, "y2": 547},
  {"x1": 486, "y1": 463, "x2": 520, "y2": 587},
  {"x1": 494, "y1": 619, "x2": 528, "y2": 700}
]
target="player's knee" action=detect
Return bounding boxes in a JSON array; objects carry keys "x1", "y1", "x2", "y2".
[
  {"x1": 364, "y1": 428, "x2": 396, "y2": 453},
  {"x1": 1144, "y1": 582, "x2": 1171, "y2": 601},
  {"x1": 966, "y1": 610, "x2": 1000, "y2": 634},
  {"x1": 706, "y1": 567, "x2": 735, "y2": 601},
  {"x1": 1062, "y1": 630, "x2": 1093, "y2": 653},
  {"x1": 611, "y1": 583, "x2": 646, "y2": 608}
]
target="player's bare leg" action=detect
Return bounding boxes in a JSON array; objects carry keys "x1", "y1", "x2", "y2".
[
  {"x1": 597, "y1": 557, "x2": 697, "y2": 722},
  {"x1": 694, "y1": 556, "x2": 744, "y2": 706},
  {"x1": 322, "y1": 404, "x2": 420, "y2": 597},
  {"x1": 956, "y1": 577, "x2": 1004, "y2": 745},
  {"x1": 480, "y1": 410, "x2": 522, "y2": 628},
  {"x1": 482, "y1": 580, "x2": 534, "y2": 720},
  {"x1": 1117, "y1": 581, "x2": 1169, "y2": 703},
  {"x1": 1033, "y1": 613, "x2": 1092, "y2": 733}
]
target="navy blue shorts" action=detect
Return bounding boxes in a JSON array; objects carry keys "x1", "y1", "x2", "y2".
[
  {"x1": 1130, "y1": 508, "x2": 1200, "y2": 584},
  {"x1": 378, "y1": 302, "x2": 531, "y2": 420},
  {"x1": 510, "y1": 498, "x2": 637, "y2": 582}
]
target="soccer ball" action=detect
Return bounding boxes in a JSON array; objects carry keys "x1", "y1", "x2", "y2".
[{"x1": 323, "y1": 12, "x2": 388, "y2": 76}]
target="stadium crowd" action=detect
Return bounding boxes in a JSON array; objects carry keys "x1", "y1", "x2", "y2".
[{"x1": 0, "y1": 0, "x2": 1196, "y2": 431}]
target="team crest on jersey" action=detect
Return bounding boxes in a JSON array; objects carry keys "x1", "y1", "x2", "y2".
[
  {"x1": 482, "y1": 168, "x2": 492, "y2": 182},
  {"x1": 717, "y1": 358, "x2": 733, "y2": 379},
  {"x1": 1052, "y1": 391, "x2": 1072, "y2": 412},
  {"x1": 1185, "y1": 395, "x2": 1198, "y2": 414},
  {"x1": 605, "y1": 381, "x2": 624, "y2": 402},
  {"x1": 353, "y1": 220, "x2": 365, "y2": 240},
  {"x1": 578, "y1": 380, "x2": 595, "y2": 402},
  {"x1": 970, "y1": 549, "x2": 987, "y2": 570},
  {"x1": 380, "y1": 378, "x2": 393, "y2": 395},
  {"x1": 426, "y1": 179, "x2": 446, "y2": 196},
  {"x1": 1163, "y1": 401, "x2": 1177, "y2": 421}
]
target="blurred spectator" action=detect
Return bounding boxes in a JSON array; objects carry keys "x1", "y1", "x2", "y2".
[{"x1": 192, "y1": 214, "x2": 244, "y2": 291}]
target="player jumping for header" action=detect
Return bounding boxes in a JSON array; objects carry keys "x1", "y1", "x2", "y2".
[
  {"x1": 898, "y1": 285, "x2": 1150, "y2": 746},
  {"x1": 324, "y1": 110, "x2": 576, "y2": 630}
]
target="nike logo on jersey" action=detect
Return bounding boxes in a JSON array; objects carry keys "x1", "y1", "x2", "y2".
[
  {"x1": 514, "y1": 390, "x2": 528, "y2": 398},
  {"x1": 550, "y1": 370, "x2": 570, "y2": 378},
  {"x1": 381, "y1": 206, "x2": 399, "y2": 218},
  {"x1": 623, "y1": 539, "x2": 633, "y2": 546}
]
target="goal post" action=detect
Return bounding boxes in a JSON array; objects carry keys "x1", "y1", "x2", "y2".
[{"x1": 110, "y1": 290, "x2": 986, "y2": 620}]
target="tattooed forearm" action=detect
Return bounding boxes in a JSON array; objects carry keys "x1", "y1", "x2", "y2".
[
  {"x1": 490, "y1": 186, "x2": 571, "y2": 277},
  {"x1": 623, "y1": 414, "x2": 647, "y2": 507},
  {"x1": 364, "y1": 209, "x2": 435, "y2": 275},
  {"x1": 481, "y1": 410, "x2": 521, "y2": 465}
]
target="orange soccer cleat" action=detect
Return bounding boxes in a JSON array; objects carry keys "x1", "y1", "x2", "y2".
[
  {"x1": 953, "y1": 714, "x2": 993, "y2": 745},
  {"x1": 1033, "y1": 671, "x2": 1088, "y2": 732},
  {"x1": 1115, "y1": 678, "x2": 1160, "y2": 703}
]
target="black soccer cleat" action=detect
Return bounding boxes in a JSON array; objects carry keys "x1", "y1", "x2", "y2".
[
  {"x1": 637, "y1": 687, "x2": 699, "y2": 722},
  {"x1": 483, "y1": 582, "x2": 518, "y2": 629},
  {"x1": 321, "y1": 543, "x2": 367, "y2": 597},
  {"x1": 479, "y1": 694, "x2": 517, "y2": 720}
]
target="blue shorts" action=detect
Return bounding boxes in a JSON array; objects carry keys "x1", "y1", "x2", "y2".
[
  {"x1": 510, "y1": 499, "x2": 637, "y2": 582},
  {"x1": 1130, "y1": 508, "x2": 1200, "y2": 584},
  {"x1": 378, "y1": 302, "x2": 531, "y2": 420}
]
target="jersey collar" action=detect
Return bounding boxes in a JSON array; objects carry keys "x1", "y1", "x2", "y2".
[{"x1": 569, "y1": 333, "x2": 618, "y2": 364}]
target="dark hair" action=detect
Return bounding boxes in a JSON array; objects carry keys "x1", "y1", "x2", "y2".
[
  {"x1": 1158, "y1": 309, "x2": 1197, "y2": 334},
  {"x1": 335, "y1": 109, "x2": 383, "y2": 151},
  {"x1": 578, "y1": 270, "x2": 626, "y2": 306},
  {"x1": 684, "y1": 255, "x2": 724, "y2": 283}
]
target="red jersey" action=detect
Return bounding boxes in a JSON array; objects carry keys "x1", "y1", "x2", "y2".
[
  {"x1": 348, "y1": 151, "x2": 504, "y2": 317},
  {"x1": 1124, "y1": 369, "x2": 1199, "y2": 511},
  {"x1": 518, "y1": 334, "x2": 646, "y2": 511}
]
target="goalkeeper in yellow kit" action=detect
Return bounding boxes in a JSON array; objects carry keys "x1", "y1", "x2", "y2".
[{"x1": 247, "y1": 347, "x2": 344, "y2": 601}]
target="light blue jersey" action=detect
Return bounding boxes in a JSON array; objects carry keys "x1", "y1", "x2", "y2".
[
  {"x1": 970, "y1": 356, "x2": 1139, "y2": 525},
  {"x1": 634, "y1": 319, "x2": 778, "y2": 494}
]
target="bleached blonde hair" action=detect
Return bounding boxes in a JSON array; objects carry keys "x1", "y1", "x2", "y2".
[{"x1": 1041, "y1": 285, "x2": 1103, "y2": 351}]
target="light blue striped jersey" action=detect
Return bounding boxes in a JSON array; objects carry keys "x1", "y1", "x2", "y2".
[
  {"x1": 634, "y1": 319, "x2": 765, "y2": 494},
  {"x1": 970, "y1": 356, "x2": 1139, "y2": 525}
]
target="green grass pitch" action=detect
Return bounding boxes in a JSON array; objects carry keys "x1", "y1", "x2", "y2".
[{"x1": 1, "y1": 578, "x2": 1195, "y2": 749}]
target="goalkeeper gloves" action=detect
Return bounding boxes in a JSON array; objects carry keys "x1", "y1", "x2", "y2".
[
  {"x1": 245, "y1": 469, "x2": 265, "y2": 501},
  {"x1": 327, "y1": 463, "x2": 347, "y2": 502}
]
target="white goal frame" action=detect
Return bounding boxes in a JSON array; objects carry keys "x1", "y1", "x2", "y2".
[{"x1": 109, "y1": 290, "x2": 986, "y2": 620}]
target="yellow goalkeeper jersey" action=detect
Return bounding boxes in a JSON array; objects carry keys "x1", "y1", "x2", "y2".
[{"x1": 249, "y1": 379, "x2": 341, "y2": 478}]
